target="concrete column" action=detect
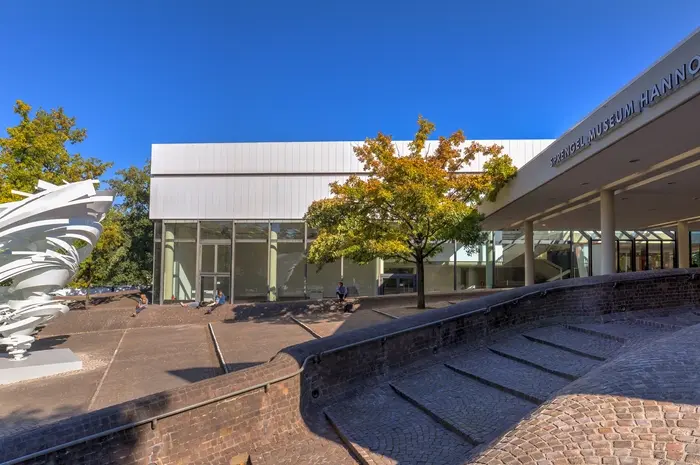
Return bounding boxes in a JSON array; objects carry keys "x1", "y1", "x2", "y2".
[
  {"x1": 524, "y1": 220, "x2": 535, "y2": 286},
  {"x1": 600, "y1": 190, "x2": 616, "y2": 275},
  {"x1": 677, "y1": 221, "x2": 690, "y2": 268},
  {"x1": 374, "y1": 258, "x2": 383, "y2": 296},
  {"x1": 485, "y1": 232, "x2": 494, "y2": 288},
  {"x1": 163, "y1": 227, "x2": 175, "y2": 300},
  {"x1": 268, "y1": 229, "x2": 278, "y2": 301}
]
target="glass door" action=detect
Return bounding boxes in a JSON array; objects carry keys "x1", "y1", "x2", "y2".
[
  {"x1": 380, "y1": 273, "x2": 416, "y2": 295},
  {"x1": 199, "y1": 243, "x2": 231, "y2": 301}
]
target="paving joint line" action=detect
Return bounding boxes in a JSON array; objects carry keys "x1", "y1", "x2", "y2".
[
  {"x1": 388, "y1": 382, "x2": 480, "y2": 446},
  {"x1": 289, "y1": 316, "x2": 322, "y2": 339},
  {"x1": 207, "y1": 323, "x2": 228, "y2": 374},
  {"x1": 87, "y1": 328, "x2": 128, "y2": 410},
  {"x1": 444, "y1": 362, "x2": 544, "y2": 405},
  {"x1": 371, "y1": 309, "x2": 398, "y2": 319},
  {"x1": 487, "y1": 347, "x2": 579, "y2": 381},
  {"x1": 523, "y1": 334, "x2": 607, "y2": 361}
]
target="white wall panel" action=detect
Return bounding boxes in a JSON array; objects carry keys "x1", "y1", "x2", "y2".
[
  {"x1": 151, "y1": 140, "x2": 553, "y2": 176},
  {"x1": 151, "y1": 175, "x2": 357, "y2": 220},
  {"x1": 150, "y1": 140, "x2": 554, "y2": 219}
]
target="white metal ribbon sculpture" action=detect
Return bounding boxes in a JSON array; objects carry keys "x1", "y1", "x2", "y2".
[{"x1": 0, "y1": 180, "x2": 113, "y2": 360}]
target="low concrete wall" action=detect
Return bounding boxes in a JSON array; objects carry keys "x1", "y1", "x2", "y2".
[{"x1": 2, "y1": 269, "x2": 699, "y2": 464}]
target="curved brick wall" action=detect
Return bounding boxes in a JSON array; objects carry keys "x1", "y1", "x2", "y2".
[{"x1": 1, "y1": 269, "x2": 698, "y2": 464}]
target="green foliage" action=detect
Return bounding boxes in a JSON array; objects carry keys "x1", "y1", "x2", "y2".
[
  {"x1": 0, "y1": 100, "x2": 112, "y2": 202},
  {"x1": 71, "y1": 209, "x2": 127, "y2": 290},
  {"x1": 305, "y1": 116, "x2": 517, "y2": 308},
  {"x1": 71, "y1": 161, "x2": 152, "y2": 287},
  {"x1": 105, "y1": 161, "x2": 153, "y2": 285}
]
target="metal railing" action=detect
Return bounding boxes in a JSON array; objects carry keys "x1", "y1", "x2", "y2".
[{"x1": 2, "y1": 270, "x2": 693, "y2": 465}]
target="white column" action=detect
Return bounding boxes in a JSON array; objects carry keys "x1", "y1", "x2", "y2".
[
  {"x1": 600, "y1": 190, "x2": 616, "y2": 275},
  {"x1": 677, "y1": 221, "x2": 690, "y2": 268},
  {"x1": 524, "y1": 220, "x2": 535, "y2": 286},
  {"x1": 268, "y1": 229, "x2": 278, "y2": 301},
  {"x1": 163, "y1": 227, "x2": 175, "y2": 301}
]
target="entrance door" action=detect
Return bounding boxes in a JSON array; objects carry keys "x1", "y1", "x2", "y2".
[
  {"x1": 380, "y1": 273, "x2": 416, "y2": 295},
  {"x1": 199, "y1": 243, "x2": 231, "y2": 301}
]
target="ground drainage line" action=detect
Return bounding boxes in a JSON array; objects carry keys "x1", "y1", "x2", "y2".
[
  {"x1": 289, "y1": 316, "x2": 322, "y2": 339},
  {"x1": 208, "y1": 323, "x2": 228, "y2": 374},
  {"x1": 87, "y1": 328, "x2": 128, "y2": 410},
  {"x1": 371, "y1": 309, "x2": 399, "y2": 319}
]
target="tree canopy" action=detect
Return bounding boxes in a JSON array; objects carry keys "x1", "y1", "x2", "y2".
[
  {"x1": 0, "y1": 99, "x2": 153, "y2": 290},
  {"x1": 305, "y1": 116, "x2": 517, "y2": 308},
  {"x1": 0, "y1": 100, "x2": 112, "y2": 202}
]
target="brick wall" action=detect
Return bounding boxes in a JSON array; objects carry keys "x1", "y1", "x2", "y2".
[{"x1": 2, "y1": 269, "x2": 699, "y2": 464}]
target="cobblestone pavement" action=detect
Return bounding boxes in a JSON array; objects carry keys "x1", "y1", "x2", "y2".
[
  {"x1": 250, "y1": 419, "x2": 358, "y2": 465},
  {"x1": 325, "y1": 387, "x2": 475, "y2": 465},
  {"x1": 524, "y1": 325, "x2": 623, "y2": 360},
  {"x1": 488, "y1": 336, "x2": 602, "y2": 379},
  {"x1": 445, "y1": 349, "x2": 571, "y2": 404},
  {"x1": 390, "y1": 365, "x2": 536, "y2": 444},
  {"x1": 632, "y1": 311, "x2": 700, "y2": 328},
  {"x1": 566, "y1": 322, "x2": 670, "y2": 342},
  {"x1": 467, "y1": 323, "x2": 700, "y2": 465}
]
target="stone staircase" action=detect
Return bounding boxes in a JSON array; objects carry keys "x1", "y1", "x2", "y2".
[{"x1": 317, "y1": 311, "x2": 700, "y2": 465}]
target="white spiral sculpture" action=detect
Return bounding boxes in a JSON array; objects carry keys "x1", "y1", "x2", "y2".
[{"x1": 0, "y1": 180, "x2": 113, "y2": 360}]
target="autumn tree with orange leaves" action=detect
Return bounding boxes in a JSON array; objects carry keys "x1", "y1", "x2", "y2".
[{"x1": 305, "y1": 116, "x2": 517, "y2": 309}]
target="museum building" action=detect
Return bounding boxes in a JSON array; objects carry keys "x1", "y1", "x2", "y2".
[{"x1": 149, "y1": 28, "x2": 700, "y2": 304}]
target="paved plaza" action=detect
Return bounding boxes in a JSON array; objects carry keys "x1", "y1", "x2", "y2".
[{"x1": 0, "y1": 295, "x2": 427, "y2": 439}]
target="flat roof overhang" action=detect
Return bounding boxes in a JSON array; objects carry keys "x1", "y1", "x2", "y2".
[{"x1": 480, "y1": 28, "x2": 700, "y2": 232}]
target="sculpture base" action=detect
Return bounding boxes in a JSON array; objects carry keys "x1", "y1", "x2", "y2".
[{"x1": 0, "y1": 349, "x2": 82, "y2": 385}]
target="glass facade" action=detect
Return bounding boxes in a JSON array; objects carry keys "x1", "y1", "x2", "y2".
[{"x1": 152, "y1": 221, "x2": 693, "y2": 303}]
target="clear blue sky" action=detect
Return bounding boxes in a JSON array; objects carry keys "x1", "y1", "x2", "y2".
[{"x1": 0, "y1": 1, "x2": 698, "y2": 178}]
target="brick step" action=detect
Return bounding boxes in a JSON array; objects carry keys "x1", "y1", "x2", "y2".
[
  {"x1": 488, "y1": 336, "x2": 602, "y2": 380},
  {"x1": 390, "y1": 365, "x2": 536, "y2": 445},
  {"x1": 324, "y1": 387, "x2": 474, "y2": 465},
  {"x1": 445, "y1": 349, "x2": 570, "y2": 405},
  {"x1": 524, "y1": 325, "x2": 623, "y2": 361},
  {"x1": 632, "y1": 312, "x2": 700, "y2": 328},
  {"x1": 565, "y1": 322, "x2": 667, "y2": 342}
]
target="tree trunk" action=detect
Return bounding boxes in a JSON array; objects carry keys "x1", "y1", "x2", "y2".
[{"x1": 416, "y1": 259, "x2": 426, "y2": 309}]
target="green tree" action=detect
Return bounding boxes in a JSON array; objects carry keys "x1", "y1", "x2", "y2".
[
  {"x1": 71, "y1": 209, "x2": 127, "y2": 296},
  {"x1": 0, "y1": 100, "x2": 112, "y2": 202},
  {"x1": 305, "y1": 116, "x2": 517, "y2": 309},
  {"x1": 106, "y1": 161, "x2": 153, "y2": 286}
]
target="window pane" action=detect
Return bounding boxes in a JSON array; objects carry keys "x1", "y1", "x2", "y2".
[
  {"x1": 233, "y1": 242, "x2": 268, "y2": 300},
  {"x1": 217, "y1": 244, "x2": 232, "y2": 273},
  {"x1": 235, "y1": 223, "x2": 268, "y2": 240},
  {"x1": 271, "y1": 242, "x2": 305, "y2": 299},
  {"x1": 155, "y1": 221, "x2": 162, "y2": 241},
  {"x1": 635, "y1": 241, "x2": 647, "y2": 271},
  {"x1": 663, "y1": 241, "x2": 675, "y2": 269},
  {"x1": 618, "y1": 241, "x2": 633, "y2": 272},
  {"x1": 494, "y1": 230, "x2": 525, "y2": 287},
  {"x1": 271, "y1": 222, "x2": 304, "y2": 241},
  {"x1": 307, "y1": 260, "x2": 341, "y2": 298},
  {"x1": 163, "y1": 240, "x2": 196, "y2": 301},
  {"x1": 201, "y1": 244, "x2": 215, "y2": 273},
  {"x1": 648, "y1": 241, "x2": 662, "y2": 270},
  {"x1": 165, "y1": 223, "x2": 196, "y2": 241},
  {"x1": 307, "y1": 226, "x2": 319, "y2": 242},
  {"x1": 344, "y1": 259, "x2": 377, "y2": 296},
  {"x1": 200, "y1": 221, "x2": 232, "y2": 240},
  {"x1": 572, "y1": 243, "x2": 590, "y2": 277}
]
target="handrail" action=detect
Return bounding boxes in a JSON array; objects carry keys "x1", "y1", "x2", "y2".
[{"x1": 2, "y1": 269, "x2": 693, "y2": 465}]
